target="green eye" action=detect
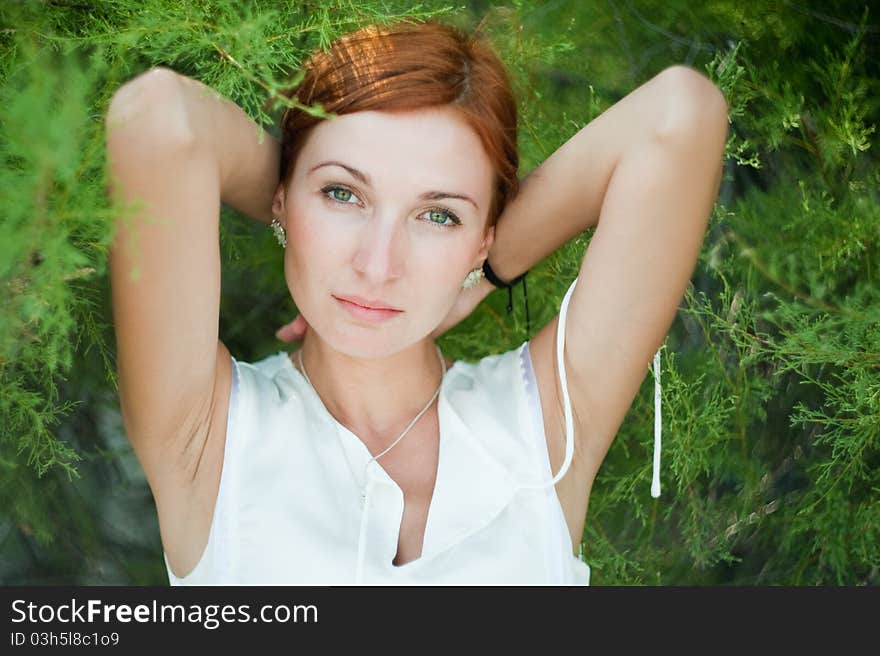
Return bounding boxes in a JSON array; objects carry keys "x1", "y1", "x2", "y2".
[
  {"x1": 321, "y1": 185, "x2": 360, "y2": 205},
  {"x1": 330, "y1": 187, "x2": 353, "y2": 202},
  {"x1": 424, "y1": 207, "x2": 461, "y2": 228}
]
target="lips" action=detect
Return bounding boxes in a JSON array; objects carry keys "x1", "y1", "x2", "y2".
[
  {"x1": 334, "y1": 295, "x2": 402, "y2": 324},
  {"x1": 334, "y1": 295, "x2": 401, "y2": 312}
]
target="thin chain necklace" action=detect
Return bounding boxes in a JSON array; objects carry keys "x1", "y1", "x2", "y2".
[{"x1": 296, "y1": 345, "x2": 447, "y2": 504}]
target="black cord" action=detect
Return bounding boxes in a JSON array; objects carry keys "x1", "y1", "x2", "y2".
[{"x1": 483, "y1": 259, "x2": 531, "y2": 339}]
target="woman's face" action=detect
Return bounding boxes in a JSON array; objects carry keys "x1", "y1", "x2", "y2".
[{"x1": 273, "y1": 105, "x2": 496, "y2": 359}]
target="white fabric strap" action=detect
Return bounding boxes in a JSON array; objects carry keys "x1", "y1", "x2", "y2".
[
  {"x1": 519, "y1": 277, "x2": 579, "y2": 489},
  {"x1": 519, "y1": 276, "x2": 664, "y2": 500},
  {"x1": 652, "y1": 347, "x2": 662, "y2": 498},
  {"x1": 549, "y1": 276, "x2": 578, "y2": 486}
]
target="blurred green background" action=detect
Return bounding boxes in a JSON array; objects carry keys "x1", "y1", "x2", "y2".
[{"x1": 1, "y1": 0, "x2": 877, "y2": 585}]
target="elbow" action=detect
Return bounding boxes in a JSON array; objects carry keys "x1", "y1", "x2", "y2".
[
  {"x1": 107, "y1": 67, "x2": 179, "y2": 117},
  {"x1": 653, "y1": 65, "x2": 729, "y2": 146},
  {"x1": 106, "y1": 67, "x2": 193, "y2": 147}
]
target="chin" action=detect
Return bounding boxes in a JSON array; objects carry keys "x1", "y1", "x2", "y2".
[{"x1": 311, "y1": 321, "x2": 399, "y2": 360}]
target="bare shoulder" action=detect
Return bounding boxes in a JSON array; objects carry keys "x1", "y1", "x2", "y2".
[{"x1": 151, "y1": 340, "x2": 234, "y2": 580}]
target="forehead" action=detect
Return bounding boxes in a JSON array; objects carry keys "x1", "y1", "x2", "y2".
[{"x1": 298, "y1": 106, "x2": 494, "y2": 194}]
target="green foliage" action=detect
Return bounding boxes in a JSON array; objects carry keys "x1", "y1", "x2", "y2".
[{"x1": 1, "y1": 0, "x2": 877, "y2": 585}]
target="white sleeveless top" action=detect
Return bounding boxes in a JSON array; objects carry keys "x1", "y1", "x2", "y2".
[{"x1": 163, "y1": 277, "x2": 663, "y2": 585}]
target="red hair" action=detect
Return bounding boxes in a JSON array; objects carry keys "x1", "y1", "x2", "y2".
[{"x1": 277, "y1": 19, "x2": 519, "y2": 230}]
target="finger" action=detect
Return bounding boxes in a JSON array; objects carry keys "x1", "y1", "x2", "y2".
[
  {"x1": 275, "y1": 322, "x2": 297, "y2": 342},
  {"x1": 290, "y1": 316, "x2": 309, "y2": 341}
]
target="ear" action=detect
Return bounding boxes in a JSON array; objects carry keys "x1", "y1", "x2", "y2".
[
  {"x1": 271, "y1": 183, "x2": 286, "y2": 221},
  {"x1": 474, "y1": 224, "x2": 495, "y2": 267}
]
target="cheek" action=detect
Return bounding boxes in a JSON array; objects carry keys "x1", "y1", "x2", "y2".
[
  {"x1": 422, "y1": 244, "x2": 477, "y2": 307},
  {"x1": 283, "y1": 202, "x2": 325, "y2": 295},
  {"x1": 286, "y1": 200, "x2": 343, "y2": 264},
  {"x1": 287, "y1": 200, "x2": 319, "y2": 245}
]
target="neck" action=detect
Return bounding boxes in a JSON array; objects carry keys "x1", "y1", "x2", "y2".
[{"x1": 296, "y1": 333, "x2": 448, "y2": 443}]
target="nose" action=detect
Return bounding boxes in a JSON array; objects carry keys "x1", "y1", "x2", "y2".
[{"x1": 351, "y1": 210, "x2": 404, "y2": 285}]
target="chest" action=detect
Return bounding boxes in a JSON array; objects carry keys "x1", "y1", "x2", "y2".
[{"x1": 358, "y1": 412, "x2": 440, "y2": 567}]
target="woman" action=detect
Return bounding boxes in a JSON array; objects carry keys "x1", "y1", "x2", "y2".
[{"x1": 105, "y1": 19, "x2": 728, "y2": 585}]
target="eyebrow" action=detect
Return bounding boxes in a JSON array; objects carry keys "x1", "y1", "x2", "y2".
[{"x1": 308, "y1": 160, "x2": 480, "y2": 211}]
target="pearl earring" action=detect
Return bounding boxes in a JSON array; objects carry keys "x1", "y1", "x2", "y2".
[
  {"x1": 462, "y1": 267, "x2": 484, "y2": 289},
  {"x1": 270, "y1": 217, "x2": 287, "y2": 248}
]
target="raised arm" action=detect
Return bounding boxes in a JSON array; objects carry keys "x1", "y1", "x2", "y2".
[
  {"x1": 487, "y1": 65, "x2": 724, "y2": 282},
  {"x1": 106, "y1": 67, "x2": 281, "y2": 576},
  {"x1": 172, "y1": 72, "x2": 281, "y2": 224},
  {"x1": 491, "y1": 65, "x2": 728, "y2": 490}
]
